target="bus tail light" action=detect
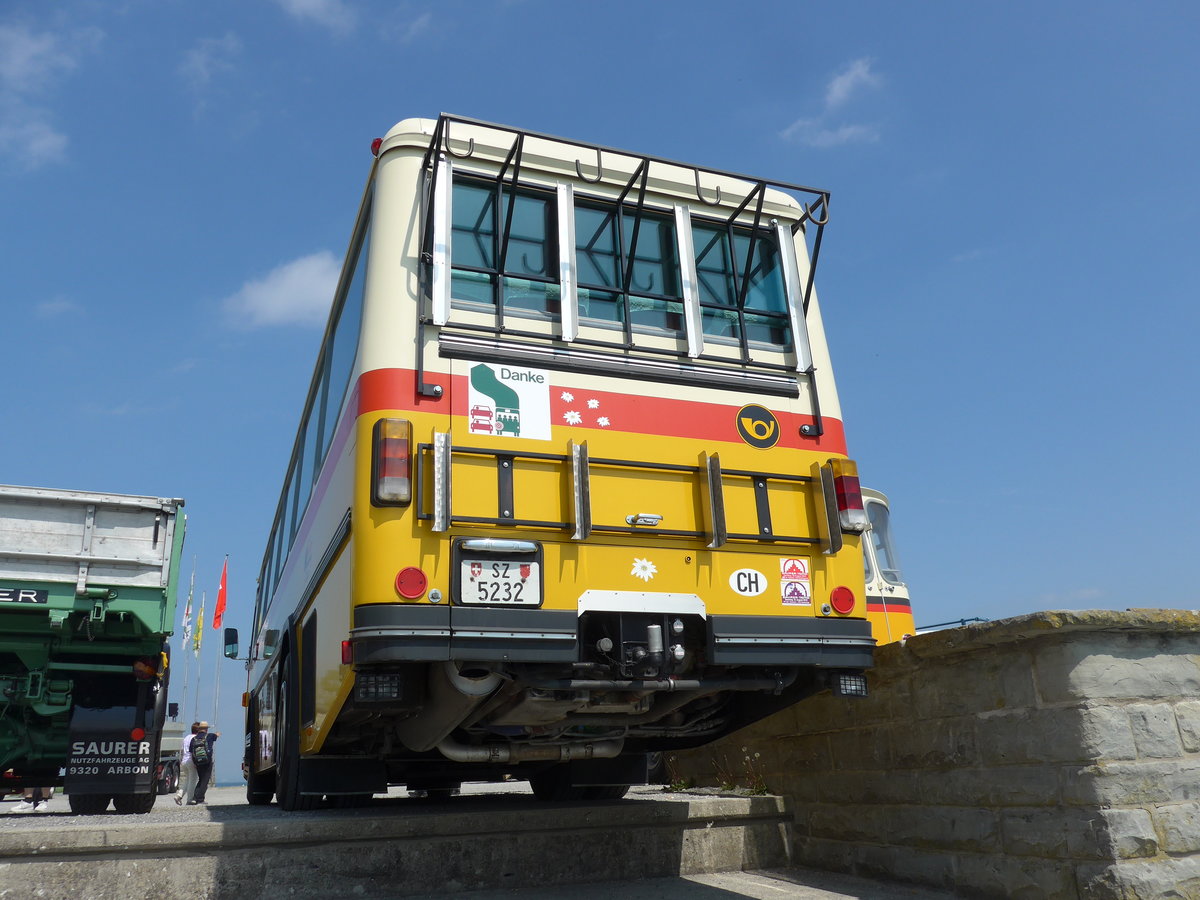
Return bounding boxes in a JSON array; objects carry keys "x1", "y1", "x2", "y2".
[
  {"x1": 341, "y1": 640, "x2": 353, "y2": 665},
  {"x1": 372, "y1": 418, "x2": 412, "y2": 505},
  {"x1": 829, "y1": 459, "x2": 868, "y2": 533}
]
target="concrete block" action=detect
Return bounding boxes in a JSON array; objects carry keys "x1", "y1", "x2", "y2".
[
  {"x1": 1154, "y1": 801, "x2": 1200, "y2": 854},
  {"x1": 1176, "y1": 699, "x2": 1200, "y2": 753},
  {"x1": 1128, "y1": 702, "x2": 1184, "y2": 758},
  {"x1": 827, "y1": 725, "x2": 892, "y2": 770},
  {"x1": 1035, "y1": 639, "x2": 1200, "y2": 704}
]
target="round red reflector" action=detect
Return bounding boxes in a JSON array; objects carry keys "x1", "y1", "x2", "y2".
[
  {"x1": 395, "y1": 566, "x2": 428, "y2": 599},
  {"x1": 130, "y1": 727, "x2": 145, "y2": 742},
  {"x1": 371, "y1": 137, "x2": 383, "y2": 157},
  {"x1": 829, "y1": 586, "x2": 856, "y2": 615}
]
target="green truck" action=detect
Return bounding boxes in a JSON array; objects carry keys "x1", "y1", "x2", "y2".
[{"x1": 0, "y1": 484, "x2": 185, "y2": 814}]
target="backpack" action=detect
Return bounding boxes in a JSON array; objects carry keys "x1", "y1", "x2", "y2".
[{"x1": 190, "y1": 733, "x2": 210, "y2": 766}]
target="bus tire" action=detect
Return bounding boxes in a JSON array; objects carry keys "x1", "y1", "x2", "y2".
[
  {"x1": 529, "y1": 766, "x2": 585, "y2": 801},
  {"x1": 276, "y1": 674, "x2": 318, "y2": 811},
  {"x1": 247, "y1": 769, "x2": 275, "y2": 806},
  {"x1": 113, "y1": 791, "x2": 157, "y2": 814},
  {"x1": 68, "y1": 794, "x2": 111, "y2": 815}
]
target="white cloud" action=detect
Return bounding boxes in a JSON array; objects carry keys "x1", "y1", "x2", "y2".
[
  {"x1": 824, "y1": 58, "x2": 881, "y2": 110},
  {"x1": 395, "y1": 12, "x2": 432, "y2": 44},
  {"x1": 222, "y1": 252, "x2": 340, "y2": 328},
  {"x1": 0, "y1": 112, "x2": 68, "y2": 168},
  {"x1": 0, "y1": 24, "x2": 99, "y2": 169},
  {"x1": 34, "y1": 296, "x2": 82, "y2": 318},
  {"x1": 272, "y1": 0, "x2": 357, "y2": 33},
  {"x1": 780, "y1": 119, "x2": 880, "y2": 149},
  {"x1": 179, "y1": 33, "x2": 242, "y2": 90},
  {"x1": 779, "y1": 57, "x2": 883, "y2": 150}
]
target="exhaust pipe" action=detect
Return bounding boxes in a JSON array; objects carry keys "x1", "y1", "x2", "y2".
[{"x1": 435, "y1": 735, "x2": 624, "y2": 764}]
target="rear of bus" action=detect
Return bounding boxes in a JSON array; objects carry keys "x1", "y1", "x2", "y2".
[{"x1": 249, "y1": 115, "x2": 913, "y2": 806}]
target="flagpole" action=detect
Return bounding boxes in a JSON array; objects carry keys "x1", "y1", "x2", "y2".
[
  {"x1": 192, "y1": 591, "x2": 205, "y2": 723},
  {"x1": 180, "y1": 557, "x2": 195, "y2": 722}
]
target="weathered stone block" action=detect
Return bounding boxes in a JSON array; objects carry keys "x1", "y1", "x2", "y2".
[
  {"x1": 957, "y1": 852, "x2": 1079, "y2": 899},
  {"x1": 911, "y1": 651, "x2": 1039, "y2": 720},
  {"x1": 1079, "y1": 856, "x2": 1200, "y2": 900},
  {"x1": 881, "y1": 805, "x2": 1000, "y2": 854},
  {"x1": 889, "y1": 717, "x2": 979, "y2": 769},
  {"x1": 1063, "y1": 758, "x2": 1200, "y2": 806},
  {"x1": 1176, "y1": 699, "x2": 1200, "y2": 753},
  {"x1": 997, "y1": 806, "x2": 1155, "y2": 861},
  {"x1": 814, "y1": 769, "x2": 918, "y2": 806},
  {"x1": 1128, "y1": 702, "x2": 1184, "y2": 759},
  {"x1": 1078, "y1": 704, "x2": 1138, "y2": 761},
  {"x1": 913, "y1": 764, "x2": 1063, "y2": 807},
  {"x1": 1154, "y1": 801, "x2": 1200, "y2": 854},
  {"x1": 1035, "y1": 638, "x2": 1200, "y2": 704},
  {"x1": 977, "y1": 708, "x2": 1090, "y2": 765}
]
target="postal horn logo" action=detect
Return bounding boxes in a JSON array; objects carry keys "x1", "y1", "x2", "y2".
[{"x1": 736, "y1": 404, "x2": 780, "y2": 449}]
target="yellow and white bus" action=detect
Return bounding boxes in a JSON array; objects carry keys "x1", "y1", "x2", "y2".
[{"x1": 234, "y1": 114, "x2": 914, "y2": 808}]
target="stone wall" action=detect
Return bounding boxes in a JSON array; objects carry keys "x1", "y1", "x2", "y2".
[{"x1": 670, "y1": 609, "x2": 1200, "y2": 899}]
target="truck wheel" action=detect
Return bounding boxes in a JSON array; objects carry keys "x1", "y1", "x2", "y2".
[
  {"x1": 68, "y1": 794, "x2": 112, "y2": 815},
  {"x1": 275, "y1": 674, "x2": 318, "y2": 811},
  {"x1": 113, "y1": 791, "x2": 157, "y2": 814}
]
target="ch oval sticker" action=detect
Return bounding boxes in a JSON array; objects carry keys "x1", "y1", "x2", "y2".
[{"x1": 729, "y1": 568, "x2": 768, "y2": 597}]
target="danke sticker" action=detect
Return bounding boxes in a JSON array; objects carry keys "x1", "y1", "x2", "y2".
[{"x1": 467, "y1": 363, "x2": 551, "y2": 440}]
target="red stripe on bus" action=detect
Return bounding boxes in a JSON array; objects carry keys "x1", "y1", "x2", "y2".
[
  {"x1": 866, "y1": 601, "x2": 912, "y2": 612},
  {"x1": 357, "y1": 368, "x2": 846, "y2": 453}
]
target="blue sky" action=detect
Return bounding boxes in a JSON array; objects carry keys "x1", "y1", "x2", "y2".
[{"x1": 3, "y1": 1, "x2": 1198, "y2": 780}]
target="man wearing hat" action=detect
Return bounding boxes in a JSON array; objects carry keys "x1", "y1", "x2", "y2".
[{"x1": 191, "y1": 722, "x2": 220, "y2": 805}]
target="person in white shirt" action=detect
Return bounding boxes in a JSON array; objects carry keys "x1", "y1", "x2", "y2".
[{"x1": 174, "y1": 721, "x2": 202, "y2": 806}]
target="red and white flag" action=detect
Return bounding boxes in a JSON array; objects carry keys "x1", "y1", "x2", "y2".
[{"x1": 212, "y1": 557, "x2": 228, "y2": 630}]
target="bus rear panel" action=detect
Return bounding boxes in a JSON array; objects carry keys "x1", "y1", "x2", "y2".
[{"x1": 246, "y1": 115, "x2": 913, "y2": 807}]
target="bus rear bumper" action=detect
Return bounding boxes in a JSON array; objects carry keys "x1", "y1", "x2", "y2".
[{"x1": 351, "y1": 604, "x2": 874, "y2": 669}]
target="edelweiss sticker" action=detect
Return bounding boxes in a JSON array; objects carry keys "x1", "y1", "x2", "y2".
[{"x1": 631, "y1": 558, "x2": 657, "y2": 582}]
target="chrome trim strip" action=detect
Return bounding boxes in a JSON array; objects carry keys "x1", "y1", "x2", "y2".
[
  {"x1": 712, "y1": 635, "x2": 877, "y2": 646},
  {"x1": 432, "y1": 431, "x2": 452, "y2": 532},
  {"x1": 430, "y1": 155, "x2": 452, "y2": 325},
  {"x1": 675, "y1": 203, "x2": 703, "y2": 358},
  {"x1": 779, "y1": 221, "x2": 813, "y2": 372},
  {"x1": 557, "y1": 182, "x2": 579, "y2": 342}
]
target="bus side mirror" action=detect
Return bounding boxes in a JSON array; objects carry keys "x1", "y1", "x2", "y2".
[
  {"x1": 168, "y1": 702, "x2": 179, "y2": 718},
  {"x1": 223, "y1": 627, "x2": 239, "y2": 659}
]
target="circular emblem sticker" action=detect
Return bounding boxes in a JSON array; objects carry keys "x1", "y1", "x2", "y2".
[{"x1": 735, "y1": 404, "x2": 780, "y2": 449}]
